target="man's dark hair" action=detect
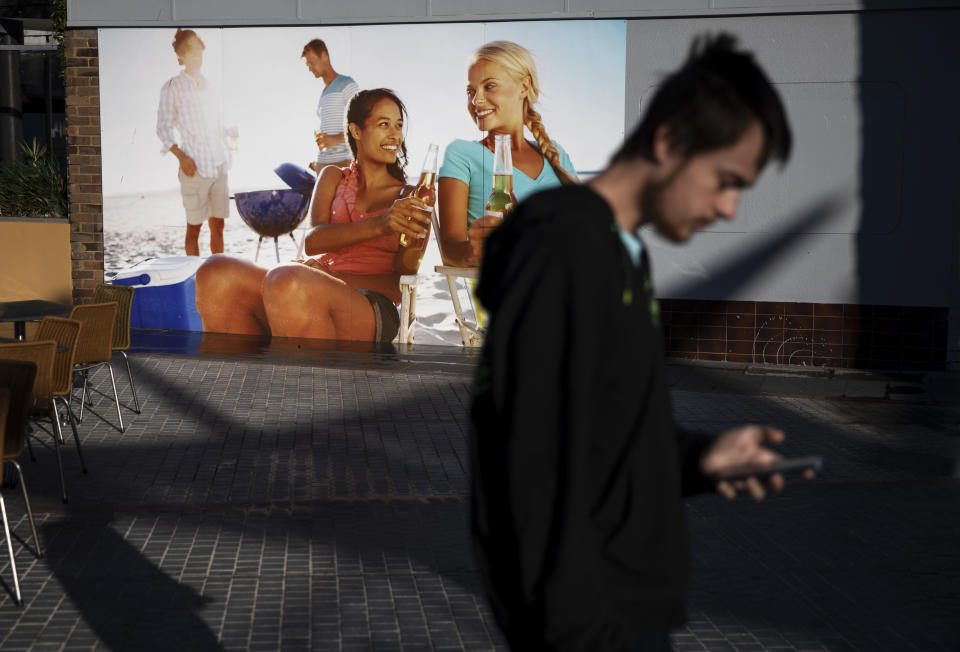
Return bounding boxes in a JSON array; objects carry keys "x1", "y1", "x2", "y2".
[
  {"x1": 613, "y1": 33, "x2": 791, "y2": 168},
  {"x1": 301, "y1": 38, "x2": 328, "y2": 58}
]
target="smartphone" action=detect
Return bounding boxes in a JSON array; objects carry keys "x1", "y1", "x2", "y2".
[{"x1": 713, "y1": 455, "x2": 823, "y2": 483}]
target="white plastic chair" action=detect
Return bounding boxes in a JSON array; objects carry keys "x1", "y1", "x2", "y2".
[{"x1": 397, "y1": 210, "x2": 484, "y2": 347}]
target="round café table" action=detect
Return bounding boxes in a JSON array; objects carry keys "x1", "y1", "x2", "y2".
[{"x1": 0, "y1": 300, "x2": 72, "y2": 341}]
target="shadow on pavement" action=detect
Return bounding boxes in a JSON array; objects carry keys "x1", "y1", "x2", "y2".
[
  {"x1": 25, "y1": 358, "x2": 487, "y2": 649},
  {"x1": 42, "y1": 517, "x2": 224, "y2": 651},
  {"x1": 13, "y1": 352, "x2": 957, "y2": 650}
]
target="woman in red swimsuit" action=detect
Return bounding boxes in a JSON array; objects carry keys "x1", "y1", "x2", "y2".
[{"x1": 195, "y1": 89, "x2": 431, "y2": 341}]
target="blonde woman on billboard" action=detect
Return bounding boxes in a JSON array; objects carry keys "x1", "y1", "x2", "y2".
[
  {"x1": 195, "y1": 89, "x2": 431, "y2": 342},
  {"x1": 437, "y1": 40, "x2": 578, "y2": 267},
  {"x1": 156, "y1": 29, "x2": 236, "y2": 257}
]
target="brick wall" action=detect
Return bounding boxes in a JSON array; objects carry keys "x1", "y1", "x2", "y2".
[{"x1": 64, "y1": 28, "x2": 104, "y2": 304}]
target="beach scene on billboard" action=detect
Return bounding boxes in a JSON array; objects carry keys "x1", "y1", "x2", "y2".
[{"x1": 98, "y1": 21, "x2": 626, "y2": 345}]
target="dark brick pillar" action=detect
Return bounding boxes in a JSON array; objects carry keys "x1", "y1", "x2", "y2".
[{"x1": 64, "y1": 28, "x2": 104, "y2": 304}]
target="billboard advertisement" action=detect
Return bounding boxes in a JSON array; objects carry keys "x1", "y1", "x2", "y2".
[{"x1": 98, "y1": 21, "x2": 626, "y2": 344}]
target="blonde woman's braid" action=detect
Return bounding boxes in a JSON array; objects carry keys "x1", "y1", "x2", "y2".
[
  {"x1": 525, "y1": 104, "x2": 578, "y2": 186},
  {"x1": 471, "y1": 40, "x2": 578, "y2": 184}
]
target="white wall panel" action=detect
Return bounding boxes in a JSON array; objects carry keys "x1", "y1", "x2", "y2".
[
  {"x1": 176, "y1": 0, "x2": 299, "y2": 23},
  {"x1": 431, "y1": 0, "x2": 565, "y2": 16},
  {"x1": 628, "y1": 11, "x2": 960, "y2": 307},
  {"x1": 700, "y1": 81, "x2": 904, "y2": 237},
  {"x1": 714, "y1": 0, "x2": 958, "y2": 7},
  {"x1": 568, "y1": 0, "x2": 708, "y2": 11},
  {"x1": 73, "y1": 0, "x2": 173, "y2": 23},
  {"x1": 68, "y1": 0, "x2": 960, "y2": 26},
  {"x1": 300, "y1": 0, "x2": 428, "y2": 21}
]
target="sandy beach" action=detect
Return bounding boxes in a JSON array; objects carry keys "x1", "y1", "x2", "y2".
[{"x1": 104, "y1": 191, "x2": 479, "y2": 347}]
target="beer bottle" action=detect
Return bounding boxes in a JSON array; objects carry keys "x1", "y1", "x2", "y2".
[
  {"x1": 400, "y1": 143, "x2": 439, "y2": 248},
  {"x1": 484, "y1": 134, "x2": 518, "y2": 218}
]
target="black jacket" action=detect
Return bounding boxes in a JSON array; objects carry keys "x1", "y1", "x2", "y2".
[{"x1": 470, "y1": 185, "x2": 714, "y2": 651}]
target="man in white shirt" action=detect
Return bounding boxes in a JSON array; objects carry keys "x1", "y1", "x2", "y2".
[
  {"x1": 156, "y1": 29, "x2": 233, "y2": 256},
  {"x1": 301, "y1": 39, "x2": 359, "y2": 172}
]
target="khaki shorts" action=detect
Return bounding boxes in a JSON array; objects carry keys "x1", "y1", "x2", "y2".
[{"x1": 179, "y1": 169, "x2": 229, "y2": 226}]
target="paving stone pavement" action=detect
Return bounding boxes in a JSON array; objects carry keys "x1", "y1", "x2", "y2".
[{"x1": 0, "y1": 352, "x2": 958, "y2": 651}]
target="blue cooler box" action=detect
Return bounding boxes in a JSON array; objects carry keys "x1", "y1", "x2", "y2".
[{"x1": 112, "y1": 256, "x2": 205, "y2": 331}]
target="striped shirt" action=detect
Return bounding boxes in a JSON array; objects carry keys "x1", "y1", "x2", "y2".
[
  {"x1": 157, "y1": 71, "x2": 230, "y2": 178},
  {"x1": 316, "y1": 74, "x2": 359, "y2": 165}
]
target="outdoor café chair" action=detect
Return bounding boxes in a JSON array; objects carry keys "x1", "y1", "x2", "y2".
[
  {"x1": 0, "y1": 360, "x2": 44, "y2": 607},
  {"x1": 396, "y1": 207, "x2": 484, "y2": 346},
  {"x1": 0, "y1": 333, "x2": 81, "y2": 504},
  {"x1": 396, "y1": 207, "x2": 432, "y2": 345},
  {"x1": 398, "y1": 276, "x2": 418, "y2": 345},
  {"x1": 35, "y1": 317, "x2": 88, "y2": 490},
  {"x1": 92, "y1": 283, "x2": 140, "y2": 416},
  {"x1": 426, "y1": 209, "x2": 484, "y2": 347},
  {"x1": 69, "y1": 302, "x2": 123, "y2": 432}
]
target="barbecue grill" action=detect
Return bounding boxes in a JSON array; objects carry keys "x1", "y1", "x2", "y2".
[{"x1": 233, "y1": 188, "x2": 311, "y2": 262}]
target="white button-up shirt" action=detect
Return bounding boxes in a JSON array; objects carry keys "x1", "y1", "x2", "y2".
[{"x1": 156, "y1": 71, "x2": 230, "y2": 178}]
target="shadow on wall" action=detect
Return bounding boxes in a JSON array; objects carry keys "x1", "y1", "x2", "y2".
[
  {"x1": 856, "y1": 6, "x2": 960, "y2": 368},
  {"x1": 667, "y1": 193, "x2": 850, "y2": 301}
]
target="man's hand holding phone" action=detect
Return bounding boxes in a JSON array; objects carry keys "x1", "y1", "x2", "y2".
[{"x1": 699, "y1": 425, "x2": 819, "y2": 501}]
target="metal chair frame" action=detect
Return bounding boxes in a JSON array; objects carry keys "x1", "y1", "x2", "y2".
[
  {"x1": 0, "y1": 361, "x2": 44, "y2": 607},
  {"x1": 93, "y1": 283, "x2": 141, "y2": 416},
  {"x1": 26, "y1": 317, "x2": 87, "y2": 504},
  {"x1": 399, "y1": 209, "x2": 485, "y2": 347},
  {"x1": 68, "y1": 302, "x2": 124, "y2": 433}
]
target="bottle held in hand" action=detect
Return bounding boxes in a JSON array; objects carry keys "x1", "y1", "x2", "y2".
[
  {"x1": 484, "y1": 134, "x2": 518, "y2": 220},
  {"x1": 400, "y1": 143, "x2": 439, "y2": 248},
  {"x1": 226, "y1": 126, "x2": 239, "y2": 152}
]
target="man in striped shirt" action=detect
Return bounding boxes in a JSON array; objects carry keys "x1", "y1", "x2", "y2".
[
  {"x1": 156, "y1": 29, "x2": 233, "y2": 256},
  {"x1": 302, "y1": 39, "x2": 359, "y2": 172}
]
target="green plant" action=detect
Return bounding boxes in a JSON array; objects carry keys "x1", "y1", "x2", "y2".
[
  {"x1": 50, "y1": 0, "x2": 66, "y2": 80},
  {"x1": 0, "y1": 139, "x2": 68, "y2": 218}
]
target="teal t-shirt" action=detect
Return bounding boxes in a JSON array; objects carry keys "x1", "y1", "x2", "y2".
[
  {"x1": 439, "y1": 138, "x2": 577, "y2": 226},
  {"x1": 617, "y1": 227, "x2": 644, "y2": 267}
]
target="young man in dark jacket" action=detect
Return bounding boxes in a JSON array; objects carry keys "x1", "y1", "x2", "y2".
[{"x1": 471, "y1": 34, "x2": 798, "y2": 651}]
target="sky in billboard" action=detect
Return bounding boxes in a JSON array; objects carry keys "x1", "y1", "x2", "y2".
[{"x1": 99, "y1": 21, "x2": 626, "y2": 197}]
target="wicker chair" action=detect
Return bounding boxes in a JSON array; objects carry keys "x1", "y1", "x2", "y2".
[
  {"x1": 0, "y1": 360, "x2": 43, "y2": 607},
  {"x1": 33, "y1": 317, "x2": 87, "y2": 499},
  {"x1": 0, "y1": 335, "x2": 80, "y2": 504},
  {"x1": 92, "y1": 284, "x2": 140, "y2": 415},
  {"x1": 69, "y1": 302, "x2": 124, "y2": 432}
]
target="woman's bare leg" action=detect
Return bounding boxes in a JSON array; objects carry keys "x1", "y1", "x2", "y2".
[
  {"x1": 195, "y1": 254, "x2": 270, "y2": 336},
  {"x1": 261, "y1": 264, "x2": 377, "y2": 341}
]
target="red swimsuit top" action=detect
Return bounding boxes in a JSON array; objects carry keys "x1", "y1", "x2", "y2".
[{"x1": 317, "y1": 164, "x2": 404, "y2": 276}]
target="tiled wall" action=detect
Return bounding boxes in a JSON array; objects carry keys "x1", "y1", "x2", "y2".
[{"x1": 661, "y1": 299, "x2": 949, "y2": 371}]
